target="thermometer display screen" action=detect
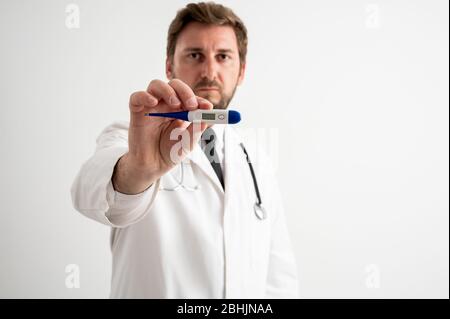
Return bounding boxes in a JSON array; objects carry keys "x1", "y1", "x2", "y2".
[{"x1": 202, "y1": 113, "x2": 216, "y2": 120}]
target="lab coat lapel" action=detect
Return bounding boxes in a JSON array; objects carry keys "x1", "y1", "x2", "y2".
[
  {"x1": 186, "y1": 138, "x2": 224, "y2": 193},
  {"x1": 223, "y1": 126, "x2": 249, "y2": 210},
  {"x1": 223, "y1": 126, "x2": 244, "y2": 184},
  {"x1": 222, "y1": 126, "x2": 258, "y2": 298}
]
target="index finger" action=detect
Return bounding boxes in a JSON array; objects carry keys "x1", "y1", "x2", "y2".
[
  {"x1": 168, "y1": 79, "x2": 199, "y2": 111},
  {"x1": 147, "y1": 79, "x2": 182, "y2": 110}
]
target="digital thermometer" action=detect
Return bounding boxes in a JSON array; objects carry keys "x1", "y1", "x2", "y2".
[{"x1": 144, "y1": 109, "x2": 241, "y2": 124}]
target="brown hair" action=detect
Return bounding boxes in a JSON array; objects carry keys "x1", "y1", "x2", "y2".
[{"x1": 166, "y1": 2, "x2": 248, "y2": 66}]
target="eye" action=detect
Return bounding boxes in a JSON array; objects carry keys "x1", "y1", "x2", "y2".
[
  {"x1": 218, "y1": 54, "x2": 230, "y2": 61},
  {"x1": 188, "y1": 53, "x2": 201, "y2": 60}
]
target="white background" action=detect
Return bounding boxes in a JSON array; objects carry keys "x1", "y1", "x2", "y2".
[{"x1": 0, "y1": 0, "x2": 448, "y2": 298}]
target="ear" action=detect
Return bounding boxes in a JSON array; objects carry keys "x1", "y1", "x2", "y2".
[
  {"x1": 166, "y1": 57, "x2": 173, "y2": 80},
  {"x1": 237, "y1": 62, "x2": 246, "y2": 85}
]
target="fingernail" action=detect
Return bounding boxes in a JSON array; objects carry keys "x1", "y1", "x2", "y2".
[
  {"x1": 197, "y1": 97, "x2": 211, "y2": 107},
  {"x1": 169, "y1": 96, "x2": 181, "y2": 106},
  {"x1": 186, "y1": 96, "x2": 198, "y2": 109}
]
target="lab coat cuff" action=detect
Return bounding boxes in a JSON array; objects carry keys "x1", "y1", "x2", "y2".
[
  {"x1": 105, "y1": 178, "x2": 160, "y2": 228},
  {"x1": 106, "y1": 180, "x2": 153, "y2": 208}
]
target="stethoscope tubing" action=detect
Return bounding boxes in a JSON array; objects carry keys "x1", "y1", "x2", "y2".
[{"x1": 159, "y1": 142, "x2": 267, "y2": 220}]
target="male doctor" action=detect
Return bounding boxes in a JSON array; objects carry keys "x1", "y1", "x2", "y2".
[{"x1": 71, "y1": 2, "x2": 298, "y2": 298}]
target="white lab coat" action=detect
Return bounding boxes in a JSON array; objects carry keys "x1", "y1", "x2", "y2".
[{"x1": 71, "y1": 121, "x2": 299, "y2": 299}]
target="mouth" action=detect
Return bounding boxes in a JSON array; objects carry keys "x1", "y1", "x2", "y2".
[{"x1": 197, "y1": 87, "x2": 220, "y2": 92}]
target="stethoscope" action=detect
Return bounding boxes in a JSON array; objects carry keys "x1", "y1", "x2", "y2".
[
  {"x1": 159, "y1": 161, "x2": 200, "y2": 192},
  {"x1": 159, "y1": 142, "x2": 267, "y2": 220},
  {"x1": 239, "y1": 142, "x2": 267, "y2": 220}
]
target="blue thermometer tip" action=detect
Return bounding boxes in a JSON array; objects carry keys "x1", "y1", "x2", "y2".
[
  {"x1": 228, "y1": 110, "x2": 241, "y2": 124},
  {"x1": 144, "y1": 109, "x2": 241, "y2": 124}
]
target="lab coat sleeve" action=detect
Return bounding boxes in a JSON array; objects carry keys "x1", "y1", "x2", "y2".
[
  {"x1": 70, "y1": 121, "x2": 159, "y2": 228},
  {"x1": 264, "y1": 165, "x2": 300, "y2": 298}
]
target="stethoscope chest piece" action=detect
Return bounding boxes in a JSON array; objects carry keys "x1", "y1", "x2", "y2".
[{"x1": 254, "y1": 203, "x2": 267, "y2": 220}]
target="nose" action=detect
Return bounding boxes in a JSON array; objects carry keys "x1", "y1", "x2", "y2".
[{"x1": 200, "y1": 56, "x2": 219, "y2": 81}]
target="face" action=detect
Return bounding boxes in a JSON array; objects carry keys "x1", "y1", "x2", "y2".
[{"x1": 166, "y1": 22, "x2": 246, "y2": 109}]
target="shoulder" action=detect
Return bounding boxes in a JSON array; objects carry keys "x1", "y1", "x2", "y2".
[{"x1": 95, "y1": 121, "x2": 130, "y2": 149}]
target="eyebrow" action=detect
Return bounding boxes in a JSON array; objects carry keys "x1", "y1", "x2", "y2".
[{"x1": 182, "y1": 47, "x2": 235, "y2": 54}]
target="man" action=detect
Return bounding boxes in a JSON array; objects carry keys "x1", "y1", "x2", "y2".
[{"x1": 71, "y1": 2, "x2": 298, "y2": 298}]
